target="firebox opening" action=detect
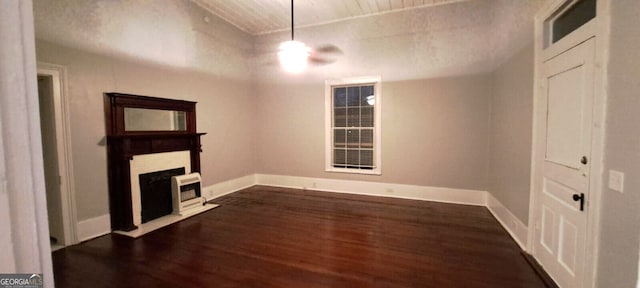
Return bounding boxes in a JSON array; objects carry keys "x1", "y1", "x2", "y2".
[{"x1": 139, "y1": 167, "x2": 185, "y2": 223}]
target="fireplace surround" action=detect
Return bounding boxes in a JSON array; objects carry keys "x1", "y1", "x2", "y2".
[{"x1": 104, "y1": 93, "x2": 206, "y2": 232}]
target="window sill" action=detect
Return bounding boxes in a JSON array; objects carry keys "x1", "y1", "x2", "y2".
[{"x1": 325, "y1": 167, "x2": 381, "y2": 175}]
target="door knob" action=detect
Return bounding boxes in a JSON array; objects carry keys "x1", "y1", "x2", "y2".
[{"x1": 580, "y1": 156, "x2": 588, "y2": 165}]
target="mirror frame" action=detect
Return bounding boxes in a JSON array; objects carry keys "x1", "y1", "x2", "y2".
[{"x1": 104, "y1": 92, "x2": 196, "y2": 136}]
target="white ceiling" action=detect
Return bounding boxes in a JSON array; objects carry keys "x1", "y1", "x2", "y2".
[{"x1": 191, "y1": 0, "x2": 469, "y2": 35}]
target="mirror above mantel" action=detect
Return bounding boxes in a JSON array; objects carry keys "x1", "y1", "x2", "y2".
[
  {"x1": 124, "y1": 107, "x2": 187, "y2": 132},
  {"x1": 104, "y1": 92, "x2": 197, "y2": 136}
]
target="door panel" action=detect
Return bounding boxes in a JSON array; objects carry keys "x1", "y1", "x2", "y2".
[
  {"x1": 546, "y1": 65, "x2": 584, "y2": 169},
  {"x1": 558, "y1": 218, "x2": 578, "y2": 275},
  {"x1": 544, "y1": 178, "x2": 580, "y2": 210},
  {"x1": 534, "y1": 37, "x2": 595, "y2": 288},
  {"x1": 540, "y1": 205, "x2": 556, "y2": 254}
]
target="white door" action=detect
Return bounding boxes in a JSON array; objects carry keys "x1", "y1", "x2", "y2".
[{"x1": 533, "y1": 37, "x2": 595, "y2": 288}]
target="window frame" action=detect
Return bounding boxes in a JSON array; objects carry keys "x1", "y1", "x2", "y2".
[{"x1": 324, "y1": 76, "x2": 382, "y2": 175}]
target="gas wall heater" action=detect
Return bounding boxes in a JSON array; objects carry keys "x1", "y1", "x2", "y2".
[{"x1": 171, "y1": 172, "x2": 204, "y2": 215}]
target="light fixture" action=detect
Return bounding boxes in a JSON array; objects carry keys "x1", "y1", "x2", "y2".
[{"x1": 278, "y1": 0, "x2": 311, "y2": 73}]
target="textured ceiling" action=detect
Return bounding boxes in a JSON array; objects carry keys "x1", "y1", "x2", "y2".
[
  {"x1": 33, "y1": 0, "x2": 544, "y2": 81},
  {"x1": 191, "y1": 0, "x2": 469, "y2": 35}
]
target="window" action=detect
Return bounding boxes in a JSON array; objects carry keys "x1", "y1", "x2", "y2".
[
  {"x1": 325, "y1": 76, "x2": 381, "y2": 175},
  {"x1": 544, "y1": 0, "x2": 596, "y2": 48}
]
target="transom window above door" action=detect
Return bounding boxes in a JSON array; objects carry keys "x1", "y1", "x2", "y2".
[{"x1": 543, "y1": 0, "x2": 596, "y2": 48}]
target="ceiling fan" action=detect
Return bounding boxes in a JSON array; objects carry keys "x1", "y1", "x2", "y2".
[{"x1": 278, "y1": 0, "x2": 342, "y2": 73}]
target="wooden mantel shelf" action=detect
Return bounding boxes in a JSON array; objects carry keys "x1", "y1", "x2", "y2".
[
  {"x1": 107, "y1": 132, "x2": 207, "y2": 139},
  {"x1": 106, "y1": 132, "x2": 206, "y2": 161}
]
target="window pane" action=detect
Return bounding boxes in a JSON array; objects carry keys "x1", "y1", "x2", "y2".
[
  {"x1": 347, "y1": 150, "x2": 359, "y2": 166},
  {"x1": 347, "y1": 129, "x2": 360, "y2": 148},
  {"x1": 334, "y1": 129, "x2": 346, "y2": 148},
  {"x1": 347, "y1": 107, "x2": 360, "y2": 127},
  {"x1": 334, "y1": 149, "x2": 346, "y2": 165},
  {"x1": 361, "y1": 129, "x2": 373, "y2": 148},
  {"x1": 361, "y1": 107, "x2": 374, "y2": 127},
  {"x1": 334, "y1": 108, "x2": 346, "y2": 127},
  {"x1": 360, "y1": 85, "x2": 375, "y2": 106},
  {"x1": 347, "y1": 86, "x2": 360, "y2": 107},
  {"x1": 552, "y1": 0, "x2": 596, "y2": 43},
  {"x1": 334, "y1": 87, "x2": 346, "y2": 107},
  {"x1": 360, "y1": 150, "x2": 373, "y2": 166}
]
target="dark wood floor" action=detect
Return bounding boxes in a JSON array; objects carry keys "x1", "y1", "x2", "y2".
[{"x1": 53, "y1": 186, "x2": 547, "y2": 287}]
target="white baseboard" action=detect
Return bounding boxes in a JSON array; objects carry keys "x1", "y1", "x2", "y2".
[
  {"x1": 203, "y1": 174, "x2": 256, "y2": 200},
  {"x1": 486, "y1": 193, "x2": 529, "y2": 250},
  {"x1": 255, "y1": 174, "x2": 487, "y2": 206},
  {"x1": 76, "y1": 214, "x2": 111, "y2": 242}
]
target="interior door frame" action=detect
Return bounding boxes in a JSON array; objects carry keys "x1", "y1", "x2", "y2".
[
  {"x1": 527, "y1": 0, "x2": 611, "y2": 287},
  {"x1": 37, "y1": 62, "x2": 78, "y2": 246}
]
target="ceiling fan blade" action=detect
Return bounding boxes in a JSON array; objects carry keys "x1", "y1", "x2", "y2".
[
  {"x1": 313, "y1": 44, "x2": 343, "y2": 55},
  {"x1": 308, "y1": 44, "x2": 342, "y2": 66},
  {"x1": 309, "y1": 56, "x2": 337, "y2": 65}
]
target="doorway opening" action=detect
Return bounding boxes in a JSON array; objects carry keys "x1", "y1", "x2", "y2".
[{"x1": 37, "y1": 63, "x2": 77, "y2": 251}]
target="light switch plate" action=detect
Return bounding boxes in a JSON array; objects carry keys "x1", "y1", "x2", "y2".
[{"x1": 608, "y1": 170, "x2": 625, "y2": 193}]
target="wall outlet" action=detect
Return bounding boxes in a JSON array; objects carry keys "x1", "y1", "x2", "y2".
[
  {"x1": 385, "y1": 188, "x2": 394, "y2": 193},
  {"x1": 608, "y1": 170, "x2": 625, "y2": 193}
]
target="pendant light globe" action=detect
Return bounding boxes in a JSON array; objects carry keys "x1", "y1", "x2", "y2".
[{"x1": 278, "y1": 40, "x2": 311, "y2": 74}]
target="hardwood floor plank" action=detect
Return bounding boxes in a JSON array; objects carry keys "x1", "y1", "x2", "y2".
[{"x1": 53, "y1": 186, "x2": 547, "y2": 287}]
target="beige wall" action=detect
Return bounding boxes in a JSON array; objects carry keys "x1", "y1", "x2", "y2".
[
  {"x1": 251, "y1": 0, "x2": 540, "y2": 197},
  {"x1": 597, "y1": 0, "x2": 640, "y2": 286},
  {"x1": 256, "y1": 74, "x2": 491, "y2": 191},
  {"x1": 35, "y1": 40, "x2": 256, "y2": 221},
  {"x1": 32, "y1": 0, "x2": 542, "y2": 235},
  {"x1": 33, "y1": 0, "x2": 257, "y2": 222},
  {"x1": 488, "y1": 43, "x2": 534, "y2": 223}
]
